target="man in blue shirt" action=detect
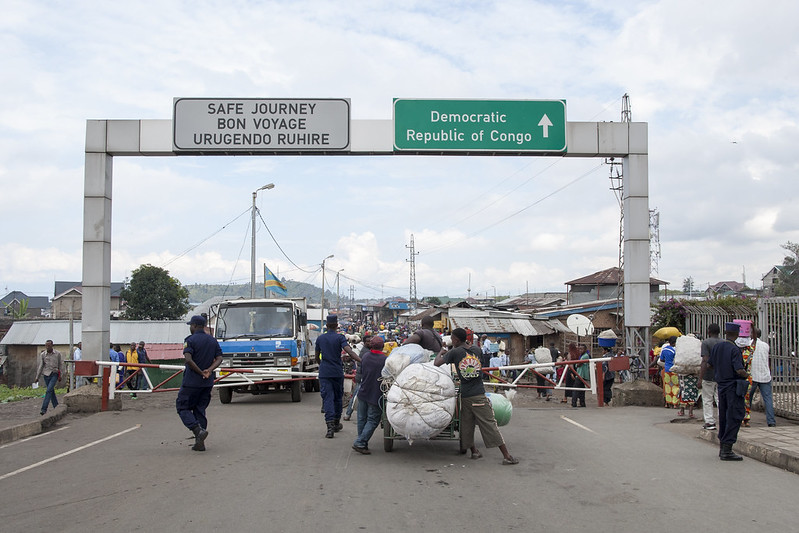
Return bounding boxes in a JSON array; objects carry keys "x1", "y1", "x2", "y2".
[
  {"x1": 316, "y1": 315, "x2": 360, "y2": 438},
  {"x1": 708, "y1": 322, "x2": 749, "y2": 461},
  {"x1": 177, "y1": 315, "x2": 223, "y2": 452},
  {"x1": 352, "y1": 336, "x2": 386, "y2": 454}
]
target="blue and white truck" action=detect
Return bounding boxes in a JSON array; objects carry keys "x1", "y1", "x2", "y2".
[{"x1": 211, "y1": 297, "x2": 318, "y2": 403}]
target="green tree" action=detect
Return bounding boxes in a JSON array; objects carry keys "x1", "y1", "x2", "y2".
[
  {"x1": 651, "y1": 298, "x2": 688, "y2": 331},
  {"x1": 682, "y1": 276, "x2": 694, "y2": 294},
  {"x1": 425, "y1": 296, "x2": 442, "y2": 306},
  {"x1": 120, "y1": 264, "x2": 190, "y2": 320},
  {"x1": 775, "y1": 241, "x2": 799, "y2": 296}
]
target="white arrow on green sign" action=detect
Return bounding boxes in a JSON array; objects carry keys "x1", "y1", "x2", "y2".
[{"x1": 393, "y1": 99, "x2": 566, "y2": 153}]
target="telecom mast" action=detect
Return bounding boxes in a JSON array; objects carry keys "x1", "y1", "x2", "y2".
[
  {"x1": 406, "y1": 234, "x2": 419, "y2": 309},
  {"x1": 608, "y1": 93, "x2": 631, "y2": 329}
]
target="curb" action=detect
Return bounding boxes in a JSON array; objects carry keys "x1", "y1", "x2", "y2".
[
  {"x1": 0, "y1": 406, "x2": 67, "y2": 446},
  {"x1": 698, "y1": 428, "x2": 799, "y2": 474}
]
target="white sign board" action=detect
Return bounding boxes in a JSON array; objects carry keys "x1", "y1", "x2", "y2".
[{"x1": 173, "y1": 98, "x2": 350, "y2": 152}]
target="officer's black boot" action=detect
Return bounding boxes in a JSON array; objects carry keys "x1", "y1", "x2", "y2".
[
  {"x1": 719, "y1": 443, "x2": 743, "y2": 461},
  {"x1": 334, "y1": 418, "x2": 343, "y2": 432},
  {"x1": 325, "y1": 420, "x2": 335, "y2": 438},
  {"x1": 719, "y1": 442, "x2": 723, "y2": 458},
  {"x1": 191, "y1": 425, "x2": 208, "y2": 451}
]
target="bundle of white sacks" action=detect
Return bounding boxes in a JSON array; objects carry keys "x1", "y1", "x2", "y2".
[{"x1": 382, "y1": 344, "x2": 457, "y2": 443}]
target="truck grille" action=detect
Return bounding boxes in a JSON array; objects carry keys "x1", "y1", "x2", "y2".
[{"x1": 229, "y1": 352, "x2": 277, "y2": 368}]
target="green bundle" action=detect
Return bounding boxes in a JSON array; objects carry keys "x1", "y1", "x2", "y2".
[{"x1": 487, "y1": 392, "x2": 512, "y2": 426}]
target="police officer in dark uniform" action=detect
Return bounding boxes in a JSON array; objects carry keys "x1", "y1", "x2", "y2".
[
  {"x1": 708, "y1": 322, "x2": 749, "y2": 461},
  {"x1": 177, "y1": 315, "x2": 223, "y2": 452}
]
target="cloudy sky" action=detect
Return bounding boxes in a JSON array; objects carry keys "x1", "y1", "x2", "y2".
[{"x1": 2, "y1": 1, "x2": 798, "y2": 302}]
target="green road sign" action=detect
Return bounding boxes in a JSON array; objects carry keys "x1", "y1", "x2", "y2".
[{"x1": 393, "y1": 99, "x2": 566, "y2": 153}]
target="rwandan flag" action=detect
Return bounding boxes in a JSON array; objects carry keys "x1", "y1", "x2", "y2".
[{"x1": 264, "y1": 266, "x2": 288, "y2": 296}]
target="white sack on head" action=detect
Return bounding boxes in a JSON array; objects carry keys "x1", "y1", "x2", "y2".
[
  {"x1": 441, "y1": 335, "x2": 452, "y2": 347},
  {"x1": 669, "y1": 334, "x2": 702, "y2": 375},
  {"x1": 381, "y1": 343, "x2": 433, "y2": 379},
  {"x1": 386, "y1": 362, "x2": 457, "y2": 442},
  {"x1": 533, "y1": 347, "x2": 555, "y2": 375}
]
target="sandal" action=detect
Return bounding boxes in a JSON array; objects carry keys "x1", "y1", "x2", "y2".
[
  {"x1": 677, "y1": 409, "x2": 685, "y2": 416},
  {"x1": 471, "y1": 451, "x2": 483, "y2": 460},
  {"x1": 502, "y1": 457, "x2": 519, "y2": 465}
]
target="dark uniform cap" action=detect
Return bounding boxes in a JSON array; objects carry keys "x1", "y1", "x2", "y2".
[
  {"x1": 187, "y1": 315, "x2": 207, "y2": 327},
  {"x1": 724, "y1": 322, "x2": 740, "y2": 333},
  {"x1": 326, "y1": 314, "x2": 338, "y2": 326}
]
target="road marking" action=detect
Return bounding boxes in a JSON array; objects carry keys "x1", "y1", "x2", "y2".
[
  {"x1": 560, "y1": 415, "x2": 597, "y2": 434},
  {"x1": 0, "y1": 426, "x2": 70, "y2": 450},
  {"x1": 0, "y1": 425, "x2": 140, "y2": 481}
]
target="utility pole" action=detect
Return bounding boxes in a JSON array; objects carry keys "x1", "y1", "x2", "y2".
[
  {"x1": 406, "y1": 234, "x2": 419, "y2": 309},
  {"x1": 251, "y1": 183, "x2": 275, "y2": 298},
  {"x1": 320, "y1": 254, "x2": 333, "y2": 326},
  {"x1": 336, "y1": 269, "x2": 343, "y2": 313}
]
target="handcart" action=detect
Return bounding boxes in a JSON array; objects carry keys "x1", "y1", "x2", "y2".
[{"x1": 380, "y1": 376, "x2": 463, "y2": 453}]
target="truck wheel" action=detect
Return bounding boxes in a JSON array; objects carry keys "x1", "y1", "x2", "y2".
[
  {"x1": 219, "y1": 387, "x2": 233, "y2": 404},
  {"x1": 290, "y1": 380, "x2": 303, "y2": 402},
  {"x1": 312, "y1": 379, "x2": 320, "y2": 392},
  {"x1": 304, "y1": 378, "x2": 315, "y2": 393}
]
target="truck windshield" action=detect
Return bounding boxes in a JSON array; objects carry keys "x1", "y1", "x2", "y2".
[{"x1": 216, "y1": 304, "x2": 293, "y2": 339}]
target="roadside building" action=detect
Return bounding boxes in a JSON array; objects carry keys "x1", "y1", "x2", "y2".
[
  {"x1": 1, "y1": 291, "x2": 51, "y2": 319},
  {"x1": 0, "y1": 320, "x2": 188, "y2": 387},
  {"x1": 565, "y1": 267, "x2": 666, "y2": 306}
]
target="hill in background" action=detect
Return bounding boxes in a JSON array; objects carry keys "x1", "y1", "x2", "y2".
[{"x1": 187, "y1": 280, "x2": 335, "y2": 305}]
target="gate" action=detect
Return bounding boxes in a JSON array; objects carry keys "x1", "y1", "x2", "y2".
[{"x1": 759, "y1": 296, "x2": 799, "y2": 420}]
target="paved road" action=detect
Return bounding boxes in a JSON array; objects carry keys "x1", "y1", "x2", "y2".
[{"x1": 1, "y1": 391, "x2": 797, "y2": 532}]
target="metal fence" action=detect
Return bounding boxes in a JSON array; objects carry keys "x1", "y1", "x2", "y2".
[{"x1": 759, "y1": 296, "x2": 799, "y2": 420}]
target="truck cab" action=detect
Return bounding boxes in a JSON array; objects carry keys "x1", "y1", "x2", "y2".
[{"x1": 212, "y1": 297, "x2": 319, "y2": 403}]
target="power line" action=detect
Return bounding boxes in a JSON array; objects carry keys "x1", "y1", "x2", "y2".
[
  {"x1": 257, "y1": 210, "x2": 316, "y2": 274},
  {"x1": 422, "y1": 163, "x2": 604, "y2": 255},
  {"x1": 161, "y1": 207, "x2": 251, "y2": 268}
]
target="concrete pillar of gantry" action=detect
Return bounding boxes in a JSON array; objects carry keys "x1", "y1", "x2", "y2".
[
  {"x1": 82, "y1": 120, "x2": 112, "y2": 362},
  {"x1": 622, "y1": 124, "x2": 651, "y2": 371}
]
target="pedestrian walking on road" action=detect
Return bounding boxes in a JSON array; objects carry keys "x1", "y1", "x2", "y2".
[
  {"x1": 35, "y1": 340, "x2": 62, "y2": 416},
  {"x1": 176, "y1": 315, "x2": 223, "y2": 452},
  {"x1": 698, "y1": 324, "x2": 722, "y2": 430},
  {"x1": 748, "y1": 327, "x2": 776, "y2": 427},
  {"x1": 351, "y1": 336, "x2": 387, "y2": 454},
  {"x1": 316, "y1": 315, "x2": 360, "y2": 438},
  {"x1": 572, "y1": 344, "x2": 590, "y2": 408},
  {"x1": 434, "y1": 328, "x2": 518, "y2": 465},
  {"x1": 125, "y1": 342, "x2": 139, "y2": 398},
  {"x1": 708, "y1": 322, "x2": 749, "y2": 461}
]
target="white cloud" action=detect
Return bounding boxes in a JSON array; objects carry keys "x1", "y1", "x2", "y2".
[{"x1": 2, "y1": 0, "x2": 799, "y2": 300}]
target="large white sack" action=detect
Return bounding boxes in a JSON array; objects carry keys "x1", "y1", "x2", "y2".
[
  {"x1": 381, "y1": 343, "x2": 433, "y2": 379},
  {"x1": 533, "y1": 347, "x2": 555, "y2": 375},
  {"x1": 670, "y1": 335, "x2": 702, "y2": 375},
  {"x1": 386, "y1": 362, "x2": 457, "y2": 442}
]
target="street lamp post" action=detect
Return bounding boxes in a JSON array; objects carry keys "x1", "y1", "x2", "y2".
[
  {"x1": 336, "y1": 269, "x2": 344, "y2": 314},
  {"x1": 251, "y1": 183, "x2": 275, "y2": 298},
  {"x1": 320, "y1": 254, "x2": 334, "y2": 327}
]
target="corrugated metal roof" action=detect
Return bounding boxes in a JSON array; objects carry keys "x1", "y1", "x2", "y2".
[
  {"x1": 1, "y1": 320, "x2": 190, "y2": 345},
  {"x1": 448, "y1": 316, "x2": 554, "y2": 336}
]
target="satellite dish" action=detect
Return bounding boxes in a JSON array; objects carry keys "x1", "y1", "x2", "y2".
[{"x1": 566, "y1": 314, "x2": 594, "y2": 336}]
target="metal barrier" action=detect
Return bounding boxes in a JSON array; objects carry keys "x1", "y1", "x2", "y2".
[
  {"x1": 93, "y1": 361, "x2": 319, "y2": 403},
  {"x1": 759, "y1": 296, "x2": 799, "y2": 421},
  {"x1": 481, "y1": 357, "x2": 616, "y2": 407}
]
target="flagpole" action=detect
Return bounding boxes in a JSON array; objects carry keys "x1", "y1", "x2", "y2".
[{"x1": 264, "y1": 264, "x2": 267, "y2": 298}]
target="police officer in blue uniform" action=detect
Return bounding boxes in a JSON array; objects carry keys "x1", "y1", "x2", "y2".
[
  {"x1": 708, "y1": 322, "x2": 749, "y2": 461},
  {"x1": 177, "y1": 315, "x2": 223, "y2": 452},
  {"x1": 315, "y1": 315, "x2": 360, "y2": 438}
]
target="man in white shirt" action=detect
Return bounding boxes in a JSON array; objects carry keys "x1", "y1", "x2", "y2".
[
  {"x1": 73, "y1": 342, "x2": 86, "y2": 388},
  {"x1": 748, "y1": 327, "x2": 776, "y2": 427}
]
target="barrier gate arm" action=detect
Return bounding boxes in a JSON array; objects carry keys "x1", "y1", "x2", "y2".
[
  {"x1": 95, "y1": 361, "x2": 320, "y2": 402},
  {"x1": 484, "y1": 357, "x2": 612, "y2": 407}
]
